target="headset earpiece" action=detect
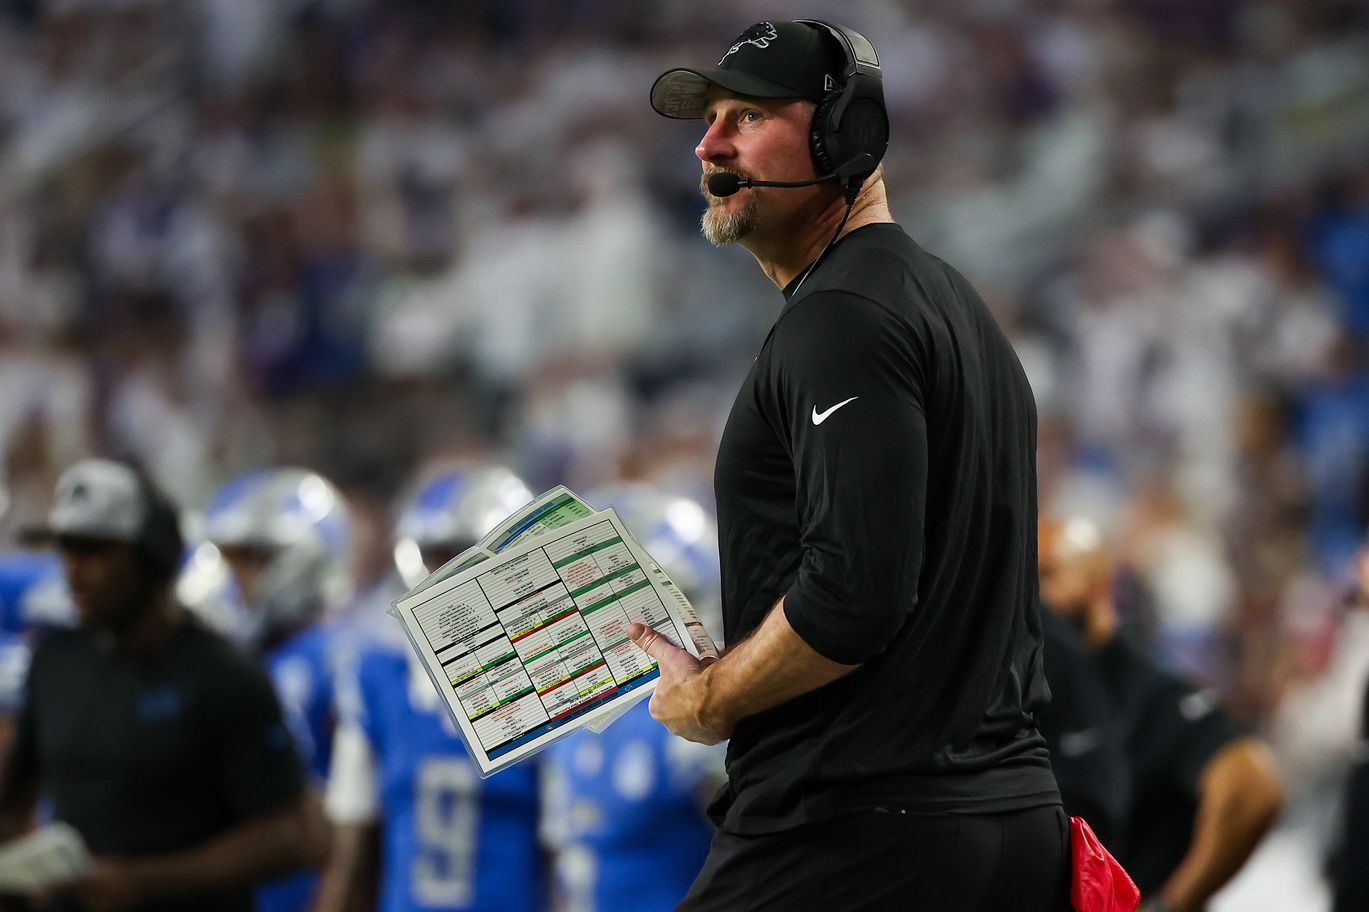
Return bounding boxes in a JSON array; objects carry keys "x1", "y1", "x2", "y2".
[
  {"x1": 798, "y1": 20, "x2": 890, "y2": 192},
  {"x1": 810, "y1": 90, "x2": 843, "y2": 176}
]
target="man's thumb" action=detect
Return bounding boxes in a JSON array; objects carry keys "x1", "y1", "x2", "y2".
[
  {"x1": 630, "y1": 622, "x2": 679, "y2": 662},
  {"x1": 627, "y1": 622, "x2": 655, "y2": 653}
]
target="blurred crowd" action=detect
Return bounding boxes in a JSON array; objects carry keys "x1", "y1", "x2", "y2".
[{"x1": 1, "y1": 0, "x2": 1368, "y2": 906}]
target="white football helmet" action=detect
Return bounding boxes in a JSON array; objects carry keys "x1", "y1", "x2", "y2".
[
  {"x1": 392, "y1": 465, "x2": 534, "y2": 589},
  {"x1": 200, "y1": 468, "x2": 352, "y2": 644}
]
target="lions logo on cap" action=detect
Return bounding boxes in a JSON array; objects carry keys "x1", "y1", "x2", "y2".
[{"x1": 720, "y1": 22, "x2": 779, "y2": 63}]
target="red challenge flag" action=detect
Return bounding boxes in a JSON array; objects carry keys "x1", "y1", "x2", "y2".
[{"x1": 1069, "y1": 816, "x2": 1140, "y2": 912}]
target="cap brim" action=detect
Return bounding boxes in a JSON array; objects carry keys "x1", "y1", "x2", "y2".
[
  {"x1": 650, "y1": 67, "x2": 808, "y2": 119},
  {"x1": 18, "y1": 521, "x2": 137, "y2": 547}
]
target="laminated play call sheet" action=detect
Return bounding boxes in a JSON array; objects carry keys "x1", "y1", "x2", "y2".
[{"x1": 390, "y1": 496, "x2": 717, "y2": 776}]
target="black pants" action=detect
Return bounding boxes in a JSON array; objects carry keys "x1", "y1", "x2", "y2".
[{"x1": 679, "y1": 804, "x2": 1071, "y2": 912}]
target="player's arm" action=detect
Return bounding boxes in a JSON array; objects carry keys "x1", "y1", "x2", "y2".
[
  {"x1": 312, "y1": 823, "x2": 379, "y2": 912},
  {"x1": 632, "y1": 294, "x2": 927, "y2": 743},
  {"x1": 312, "y1": 722, "x2": 382, "y2": 912},
  {"x1": 1154, "y1": 737, "x2": 1283, "y2": 912}
]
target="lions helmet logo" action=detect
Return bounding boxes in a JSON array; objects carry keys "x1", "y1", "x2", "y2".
[{"x1": 720, "y1": 22, "x2": 779, "y2": 63}]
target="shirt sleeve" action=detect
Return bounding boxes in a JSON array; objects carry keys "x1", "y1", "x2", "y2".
[
  {"x1": 209, "y1": 651, "x2": 308, "y2": 821},
  {"x1": 323, "y1": 647, "x2": 384, "y2": 824},
  {"x1": 769, "y1": 291, "x2": 929, "y2": 664},
  {"x1": 324, "y1": 722, "x2": 381, "y2": 824}
]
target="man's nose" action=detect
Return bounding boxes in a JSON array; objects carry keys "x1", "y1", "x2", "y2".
[{"x1": 695, "y1": 118, "x2": 736, "y2": 166}]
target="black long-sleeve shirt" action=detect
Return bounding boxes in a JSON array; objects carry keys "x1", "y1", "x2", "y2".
[{"x1": 710, "y1": 223, "x2": 1059, "y2": 835}]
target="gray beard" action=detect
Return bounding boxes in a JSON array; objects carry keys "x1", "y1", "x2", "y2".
[
  {"x1": 699, "y1": 174, "x2": 759, "y2": 246},
  {"x1": 701, "y1": 198, "x2": 758, "y2": 246}
]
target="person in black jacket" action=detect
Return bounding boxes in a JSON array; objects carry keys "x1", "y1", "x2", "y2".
[
  {"x1": 0, "y1": 459, "x2": 329, "y2": 912},
  {"x1": 627, "y1": 19, "x2": 1068, "y2": 912}
]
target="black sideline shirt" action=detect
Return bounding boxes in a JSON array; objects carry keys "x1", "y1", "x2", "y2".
[
  {"x1": 11, "y1": 617, "x2": 306, "y2": 912},
  {"x1": 712, "y1": 223, "x2": 1059, "y2": 834},
  {"x1": 1096, "y1": 632, "x2": 1246, "y2": 896}
]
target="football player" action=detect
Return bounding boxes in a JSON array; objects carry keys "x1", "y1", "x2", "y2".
[
  {"x1": 203, "y1": 468, "x2": 354, "y2": 912},
  {"x1": 317, "y1": 465, "x2": 550, "y2": 912}
]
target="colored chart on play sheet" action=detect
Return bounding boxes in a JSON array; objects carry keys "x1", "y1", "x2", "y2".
[{"x1": 394, "y1": 510, "x2": 687, "y2": 775}]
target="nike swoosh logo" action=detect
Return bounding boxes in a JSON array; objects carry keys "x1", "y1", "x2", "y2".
[{"x1": 811, "y1": 396, "x2": 859, "y2": 426}]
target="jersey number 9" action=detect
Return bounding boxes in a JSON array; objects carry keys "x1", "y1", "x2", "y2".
[{"x1": 412, "y1": 758, "x2": 480, "y2": 907}]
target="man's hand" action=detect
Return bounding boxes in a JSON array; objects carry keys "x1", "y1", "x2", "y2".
[
  {"x1": 628, "y1": 600, "x2": 857, "y2": 747},
  {"x1": 627, "y1": 623, "x2": 730, "y2": 745}
]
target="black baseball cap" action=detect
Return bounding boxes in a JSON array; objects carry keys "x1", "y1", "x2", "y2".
[{"x1": 651, "y1": 21, "x2": 844, "y2": 120}]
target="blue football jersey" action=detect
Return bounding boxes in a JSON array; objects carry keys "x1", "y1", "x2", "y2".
[
  {"x1": 544, "y1": 701, "x2": 721, "y2": 912},
  {"x1": 264, "y1": 623, "x2": 338, "y2": 780},
  {"x1": 354, "y1": 645, "x2": 545, "y2": 912},
  {"x1": 255, "y1": 623, "x2": 339, "y2": 912}
]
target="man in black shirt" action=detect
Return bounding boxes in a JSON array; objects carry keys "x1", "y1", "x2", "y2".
[
  {"x1": 628, "y1": 20, "x2": 1068, "y2": 911},
  {"x1": 1039, "y1": 516, "x2": 1283, "y2": 912},
  {"x1": 0, "y1": 459, "x2": 330, "y2": 912}
]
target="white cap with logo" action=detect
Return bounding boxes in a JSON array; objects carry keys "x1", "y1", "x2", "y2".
[{"x1": 44, "y1": 460, "x2": 147, "y2": 543}]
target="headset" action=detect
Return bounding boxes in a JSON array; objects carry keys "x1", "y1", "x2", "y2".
[{"x1": 798, "y1": 19, "x2": 889, "y2": 194}]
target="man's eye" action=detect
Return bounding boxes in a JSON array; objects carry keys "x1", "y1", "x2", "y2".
[{"x1": 742, "y1": 110, "x2": 762, "y2": 123}]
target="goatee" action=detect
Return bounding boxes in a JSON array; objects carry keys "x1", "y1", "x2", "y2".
[{"x1": 700, "y1": 172, "x2": 759, "y2": 247}]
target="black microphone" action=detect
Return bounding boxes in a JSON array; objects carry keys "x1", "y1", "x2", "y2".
[
  {"x1": 706, "y1": 154, "x2": 875, "y2": 198},
  {"x1": 706, "y1": 171, "x2": 829, "y2": 197}
]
